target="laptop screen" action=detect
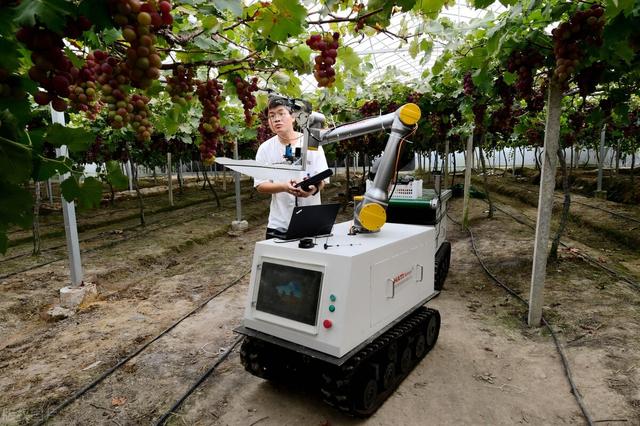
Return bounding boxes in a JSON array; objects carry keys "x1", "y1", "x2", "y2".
[{"x1": 283, "y1": 203, "x2": 340, "y2": 240}]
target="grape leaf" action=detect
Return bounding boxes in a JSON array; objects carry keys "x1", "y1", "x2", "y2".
[
  {"x1": 77, "y1": 0, "x2": 113, "y2": 30},
  {"x1": 413, "y1": 0, "x2": 447, "y2": 19},
  {"x1": 213, "y1": 0, "x2": 243, "y2": 17},
  {"x1": 14, "y1": 0, "x2": 74, "y2": 33},
  {"x1": 471, "y1": 0, "x2": 496, "y2": 8},
  {"x1": 33, "y1": 156, "x2": 73, "y2": 182},
  {"x1": 0, "y1": 180, "x2": 33, "y2": 232},
  {"x1": 0, "y1": 39, "x2": 21, "y2": 72},
  {"x1": 60, "y1": 176, "x2": 103, "y2": 209},
  {"x1": 0, "y1": 135, "x2": 32, "y2": 184},
  {"x1": 255, "y1": 0, "x2": 305, "y2": 42},
  {"x1": 106, "y1": 161, "x2": 128, "y2": 190},
  {"x1": 44, "y1": 124, "x2": 95, "y2": 152}
]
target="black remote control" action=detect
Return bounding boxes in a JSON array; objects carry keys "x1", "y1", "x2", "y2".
[{"x1": 294, "y1": 168, "x2": 333, "y2": 191}]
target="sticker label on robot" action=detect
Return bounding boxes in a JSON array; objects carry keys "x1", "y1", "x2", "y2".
[{"x1": 391, "y1": 267, "x2": 414, "y2": 287}]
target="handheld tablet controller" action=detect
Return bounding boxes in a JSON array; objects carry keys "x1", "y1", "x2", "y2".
[{"x1": 294, "y1": 169, "x2": 333, "y2": 191}]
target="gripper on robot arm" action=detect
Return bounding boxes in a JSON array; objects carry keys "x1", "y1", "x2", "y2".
[{"x1": 298, "y1": 103, "x2": 421, "y2": 233}]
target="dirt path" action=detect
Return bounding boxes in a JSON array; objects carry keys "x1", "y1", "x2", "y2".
[{"x1": 1, "y1": 181, "x2": 639, "y2": 425}]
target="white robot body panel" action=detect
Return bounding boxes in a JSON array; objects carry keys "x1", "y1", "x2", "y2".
[{"x1": 243, "y1": 222, "x2": 436, "y2": 358}]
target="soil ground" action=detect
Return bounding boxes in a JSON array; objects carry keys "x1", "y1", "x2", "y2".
[{"x1": 1, "y1": 173, "x2": 639, "y2": 425}]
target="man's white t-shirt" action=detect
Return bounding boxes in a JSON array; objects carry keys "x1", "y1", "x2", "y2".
[{"x1": 254, "y1": 134, "x2": 329, "y2": 231}]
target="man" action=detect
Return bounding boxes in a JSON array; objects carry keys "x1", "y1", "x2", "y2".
[{"x1": 254, "y1": 96, "x2": 329, "y2": 239}]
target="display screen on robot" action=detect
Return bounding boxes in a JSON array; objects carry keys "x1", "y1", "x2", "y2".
[{"x1": 255, "y1": 262, "x2": 323, "y2": 326}]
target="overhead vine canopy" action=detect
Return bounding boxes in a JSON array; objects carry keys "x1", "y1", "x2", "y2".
[{"x1": 1, "y1": 0, "x2": 640, "y2": 253}]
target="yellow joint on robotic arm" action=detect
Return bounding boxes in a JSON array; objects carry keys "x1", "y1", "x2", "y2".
[
  {"x1": 358, "y1": 203, "x2": 387, "y2": 232},
  {"x1": 398, "y1": 103, "x2": 421, "y2": 126}
]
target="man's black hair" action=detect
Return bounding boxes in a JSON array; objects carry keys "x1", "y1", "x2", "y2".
[{"x1": 268, "y1": 96, "x2": 294, "y2": 111}]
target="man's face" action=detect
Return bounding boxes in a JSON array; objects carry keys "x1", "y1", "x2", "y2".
[{"x1": 267, "y1": 105, "x2": 294, "y2": 134}]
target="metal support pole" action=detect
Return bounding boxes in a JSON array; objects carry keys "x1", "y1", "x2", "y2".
[
  {"x1": 167, "y1": 152, "x2": 173, "y2": 206},
  {"x1": 443, "y1": 140, "x2": 449, "y2": 189},
  {"x1": 234, "y1": 140, "x2": 242, "y2": 222},
  {"x1": 47, "y1": 178, "x2": 54, "y2": 204},
  {"x1": 50, "y1": 106, "x2": 83, "y2": 286},
  {"x1": 126, "y1": 160, "x2": 133, "y2": 191},
  {"x1": 462, "y1": 130, "x2": 474, "y2": 229},
  {"x1": 597, "y1": 124, "x2": 606, "y2": 192}
]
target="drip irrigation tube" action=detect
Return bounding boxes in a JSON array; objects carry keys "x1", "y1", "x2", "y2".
[
  {"x1": 36, "y1": 270, "x2": 250, "y2": 425},
  {"x1": 447, "y1": 213, "x2": 595, "y2": 426},
  {"x1": 154, "y1": 335, "x2": 244, "y2": 426}
]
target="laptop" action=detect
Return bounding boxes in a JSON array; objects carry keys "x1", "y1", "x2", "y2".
[{"x1": 275, "y1": 203, "x2": 341, "y2": 241}]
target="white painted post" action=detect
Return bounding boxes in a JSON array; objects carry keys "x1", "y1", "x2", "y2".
[
  {"x1": 125, "y1": 160, "x2": 133, "y2": 191},
  {"x1": 462, "y1": 130, "x2": 474, "y2": 229},
  {"x1": 597, "y1": 125, "x2": 606, "y2": 192},
  {"x1": 234, "y1": 140, "x2": 242, "y2": 222},
  {"x1": 512, "y1": 148, "x2": 516, "y2": 177},
  {"x1": 443, "y1": 140, "x2": 450, "y2": 189},
  {"x1": 47, "y1": 178, "x2": 54, "y2": 203},
  {"x1": 528, "y1": 82, "x2": 562, "y2": 326},
  {"x1": 167, "y1": 152, "x2": 173, "y2": 206},
  {"x1": 50, "y1": 107, "x2": 83, "y2": 287}
]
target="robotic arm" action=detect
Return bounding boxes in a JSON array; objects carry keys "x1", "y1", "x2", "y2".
[{"x1": 296, "y1": 103, "x2": 421, "y2": 233}]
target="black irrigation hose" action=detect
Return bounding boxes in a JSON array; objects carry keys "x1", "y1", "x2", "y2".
[
  {"x1": 515, "y1": 185, "x2": 640, "y2": 225},
  {"x1": 0, "y1": 203, "x2": 233, "y2": 281},
  {"x1": 154, "y1": 335, "x2": 244, "y2": 426},
  {"x1": 36, "y1": 270, "x2": 251, "y2": 425},
  {"x1": 488, "y1": 201, "x2": 640, "y2": 291},
  {"x1": 0, "y1": 196, "x2": 219, "y2": 266},
  {"x1": 447, "y1": 213, "x2": 595, "y2": 426}
]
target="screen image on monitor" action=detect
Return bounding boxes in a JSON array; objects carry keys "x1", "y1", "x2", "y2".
[{"x1": 255, "y1": 261, "x2": 323, "y2": 326}]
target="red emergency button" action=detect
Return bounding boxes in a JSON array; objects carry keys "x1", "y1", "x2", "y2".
[{"x1": 323, "y1": 319, "x2": 333, "y2": 329}]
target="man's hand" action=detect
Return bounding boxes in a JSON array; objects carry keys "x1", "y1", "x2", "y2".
[
  {"x1": 295, "y1": 184, "x2": 316, "y2": 198},
  {"x1": 283, "y1": 180, "x2": 302, "y2": 196}
]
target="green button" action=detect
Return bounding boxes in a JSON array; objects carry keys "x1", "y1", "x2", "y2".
[
  {"x1": 329, "y1": 294, "x2": 336, "y2": 302},
  {"x1": 329, "y1": 305, "x2": 336, "y2": 312}
]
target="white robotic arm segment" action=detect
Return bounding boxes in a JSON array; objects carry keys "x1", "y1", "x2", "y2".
[{"x1": 299, "y1": 103, "x2": 421, "y2": 233}]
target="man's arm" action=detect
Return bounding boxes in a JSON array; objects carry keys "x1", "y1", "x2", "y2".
[{"x1": 256, "y1": 180, "x2": 303, "y2": 196}]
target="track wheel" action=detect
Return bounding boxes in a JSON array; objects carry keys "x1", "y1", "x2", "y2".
[
  {"x1": 400, "y1": 345, "x2": 412, "y2": 374},
  {"x1": 414, "y1": 334, "x2": 426, "y2": 359},
  {"x1": 425, "y1": 310, "x2": 441, "y2": 351},
  {"x1": 355, "y1": 377, "x2": 378, "y2": 413},
  {"x1": 381, "y1": 362, "x2": 396, "y2": 390}
]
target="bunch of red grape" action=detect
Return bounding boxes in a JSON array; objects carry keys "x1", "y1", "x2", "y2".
[
  {"x1": 256, "y1": 109, "x2": 274, "y2": 143},
  {"x1": 525, "y1": 126, "x2": 544, "y2": 147},
  {"x1": 506, "y1": 48, "x2": 544, "y2": 100},
  {"x1": 622, "y1": 110, "x2": 639, "y2": 139},
  {"x1": 64, "y1": 15, "x2": 93, "y2": 39},
  {"x1": 359, "y1": 100, "x2": 380, "y2": 117},
  {"x1": 463, "y1": 72, "x2": 476, "y2": 97},
  {"x1": 17, "y1": 22, "x2": 90, "y2": 111},
  {"x1": 472, "y1": 103, "x2": 487, "y2": 132},
  {"x1": 107, "y1": 0, "x2": 172, "y2": 89},
  {"x1": 0, "y1": 68, "x2": 26, "y2": 101},
  {"x1": 232, "y1": 75, "x2": 259, "y2": 125},
  {"x1": 306, "y1": 32, "x2": 339, "y2": 88},
  {"x1": 406, "y1": 92, "x2": 422, "y2": 104},
  {"x1": 489, "y1": 77, "x2": 515, "y2": 135},
  {"x1": 91, "y1": 50, "x2": 131, "y2": 128},
  {"x1": 166, "y1": 65, "x2": 195, "y2": 106},
  {"x1": 130, "y1": 93, "x2": 152, "y2": 142},
  {"x1": 196, "y1": 79, "x2": 226, "y2": 164},
  {"x1": 575, "y1": 62, "x2": 605, "y2": 97},
  {"x1": 83, "y1": 137, "x2": 109, "y2": 163},
  {"x1": 551, "y1": 4, "x2": 605, "y2": 84},
  {"x1": 383, "y1": 101, "x2": 399, "y2": 114}
]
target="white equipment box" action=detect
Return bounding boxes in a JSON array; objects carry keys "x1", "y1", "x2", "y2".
[{"x1": 243, "y1": 221, "x2": 437, "y2": 358}]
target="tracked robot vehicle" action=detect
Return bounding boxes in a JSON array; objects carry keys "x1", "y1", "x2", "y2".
[{"x1": 236, "y1": 101, "x2": 451, "y2": 416}]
